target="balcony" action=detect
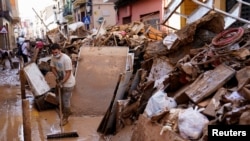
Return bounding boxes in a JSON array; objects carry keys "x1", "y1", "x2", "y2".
[
  {"x1": 73, "y1": 0, "x2": 86, "y2": 7},
  {"x1": 63, "y1": 4, "x2": 73, "y2": 17},
  {"x1": 0, "y1": 10, "x2": 13, "y2": 21},
  {"x1": 115, "y1": 0, "x2": 138, "y2": 8}
]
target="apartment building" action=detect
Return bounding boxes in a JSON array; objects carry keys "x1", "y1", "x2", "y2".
[{"x1": 0, "y1": 0, "x2": 20, "y2": 50}]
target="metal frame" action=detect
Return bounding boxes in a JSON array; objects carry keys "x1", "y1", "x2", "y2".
[
  {"x1": 186, "y1": 0, "x2": 214, "y2": 24},
  {"x1": 162, "y1": 0, "x2": 250, "y2": 30},
  {"x1": 162, "y1": 0, "x2": 184, "y2": 24}
]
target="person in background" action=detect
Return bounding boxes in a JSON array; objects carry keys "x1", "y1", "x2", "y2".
[
  {"x1": 0, "y1": 49, "x2": 14, "y2": 70},
  {"x1": 35, "y1": 38, "x2": 44, "y2": 49},
  {"x1": 17, "y1": 35, "x2": 25, "y2": 45},
  {"x1": 21, "y1": 39, "x2": 30, "y2": 64},
  {"x1": 50, "y1": 43, "x2": 75, "y2": 126},
  {"x1": 32, "y1": 38, "x2": 44, "y2": 63}
]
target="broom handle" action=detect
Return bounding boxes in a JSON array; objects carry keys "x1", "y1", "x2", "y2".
[{"x1": 58, "y1": 85, "x2": 63, "y2": 132}]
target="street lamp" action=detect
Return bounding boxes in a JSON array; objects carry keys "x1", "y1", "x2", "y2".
[{"x1": 86, "y1": 2, "x2": 91, "y2": 15}]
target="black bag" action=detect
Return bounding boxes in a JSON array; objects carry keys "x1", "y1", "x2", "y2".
[{"x1": 16, "y1": 42, "x2": 24, "y2": 56}]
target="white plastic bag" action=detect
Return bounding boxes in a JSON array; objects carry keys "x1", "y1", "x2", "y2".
[
  {"x1": 178, "y1": 107, "x2": 209, "y2": 140},
  {"x1": 144, "y1": 90, "x2": 177, "y2": 118}
]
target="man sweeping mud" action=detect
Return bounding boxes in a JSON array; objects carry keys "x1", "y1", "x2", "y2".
[{"x1": 50, "y1": 43, "x2": 75, "y2": 126}]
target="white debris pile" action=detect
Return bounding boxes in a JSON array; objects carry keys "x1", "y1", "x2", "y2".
[{"x1": 0, "y1": 69, "x2": 20, "y2": 86}]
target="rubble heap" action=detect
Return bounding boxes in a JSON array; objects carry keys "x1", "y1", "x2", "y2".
[{"x1": 44, "y1": 11, "x2": 250, "y2": 141}]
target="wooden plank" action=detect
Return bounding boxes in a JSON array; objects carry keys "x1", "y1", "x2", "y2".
[
  {"x1": 72, "y1": 47, "x2": 129, "y2": 115},
  {"x1": 185, "y1": 64, "x2": 235, "y2": 103},
  {"x1": 97, "y1": 74, "x2": 123, "y2": 134},
  {"x1": 104, "y1": 71, "x2": 133, "y2": 135},
  {"x1": 22, "y1": 99, "x2": 31, "y2": 141},
  {"x1": 202, "y1": 87, "x2": 228, "y2": 117}
]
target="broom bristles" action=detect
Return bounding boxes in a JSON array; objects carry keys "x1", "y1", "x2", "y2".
[{"x1": 47, "y1": 131, "x2": 79, "y2": 139}]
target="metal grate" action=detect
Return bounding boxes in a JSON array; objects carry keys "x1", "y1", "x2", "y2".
[{"x1": 229, "y1": 0, "x2": 250, "y2": 27}]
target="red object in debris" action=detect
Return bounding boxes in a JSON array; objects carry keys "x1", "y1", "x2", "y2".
[
  {"x1": 179, "y1": 73, "x2": 189, "y2": 84},
  {"x1": 120, "y1": 31, "x2": 126, "y2": 36},
  {"x1": 36, "y1": 41, "x2": 44, "y2": 49},
  {"x1": 212, "y1": 27, "x2": 244, "y2": 47},
  {"x1": 211, "y1": 59, "x2": 221, "y2": 67}
]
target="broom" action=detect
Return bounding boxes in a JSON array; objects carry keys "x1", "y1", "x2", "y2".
[{"x1": 47, "y1": 83, "x2": 79, "y2": 139}]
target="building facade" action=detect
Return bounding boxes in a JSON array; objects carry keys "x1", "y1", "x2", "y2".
[
  {"x1": 32, "y1": 0, "x2": 249, "y2": 39},
  {"x1": 0, "y1": 0, "x2": 20, "y2": 50},
  {"x1": 73, "y1": 0, "x2": 116, "y2": 30},
  {"x1": 112, "y1": 0, "x2": 249, "y2": 33}
]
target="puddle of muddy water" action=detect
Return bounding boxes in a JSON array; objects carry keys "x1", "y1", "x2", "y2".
[{"x1": 0, "y1": 60, "x2": 134, "y2": 141}]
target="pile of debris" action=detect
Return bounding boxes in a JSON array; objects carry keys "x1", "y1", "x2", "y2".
[
  {"x1": 114, "y1": 12, "x2": 250, "y2": 141},
  {"x1": 41, "y1": 19, "x2": 165, "y2": 73},
  {"x1": 43, "y1": 11, "x2": 250, "y2": 140}
]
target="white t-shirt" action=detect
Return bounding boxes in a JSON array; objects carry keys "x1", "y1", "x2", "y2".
[
  {"x1": 50, "y1": 53, "x2": 76, "y2": 87},
  {"x1": 21, "y1": 42, "x2": 29, "y2": 55}
]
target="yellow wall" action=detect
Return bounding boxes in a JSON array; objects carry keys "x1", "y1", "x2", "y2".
[
  {"x1": 214, "y1": 0, "x2": 226, "y2": 10},
  {"x1": 180, "y1": 0, "x2": 198, "y2": 27},
  {"x1": 179, "y1": 0, "x2": 225, "y2": 28}
]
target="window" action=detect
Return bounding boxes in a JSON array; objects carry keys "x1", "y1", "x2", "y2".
[
  {"x1": 140, "y1": 12, "x2": 160, "y2": 30},
  {"x1": 123, "y1": 16, "x2": 131, "y2": 24}
]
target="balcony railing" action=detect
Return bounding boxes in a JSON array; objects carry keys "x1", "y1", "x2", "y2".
[
  {"x1": 0, "y1": 0, "x2": 13, "y2": 21},
  {"x1": 0, "y1": 10, "x2": 13, "y2": 21},
  {"x1": 63, "y1": 3, "x2": 73, "y2": 17}
]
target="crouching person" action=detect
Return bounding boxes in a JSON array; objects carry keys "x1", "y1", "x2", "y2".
[{"x1": 0, "y1": 49, "x2": 14, "y2": 70}]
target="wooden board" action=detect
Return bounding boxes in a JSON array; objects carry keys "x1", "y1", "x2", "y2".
[
  {"x1": 72, "y1": 47, "x2": 129, "y2": 115},
  {"x1": 203, "y1": 87, "x2": 228, "y2": 117},
  {"x1": 98, "y1": 71, "x2": 133, "y2": 135},
  {"x1": 185, "y1": 64, "x2": 235, "y2": 103}
]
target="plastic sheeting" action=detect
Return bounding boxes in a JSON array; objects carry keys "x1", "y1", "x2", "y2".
[{"x1": 68, "y1": 22, "x2": 85, "y2": 31}]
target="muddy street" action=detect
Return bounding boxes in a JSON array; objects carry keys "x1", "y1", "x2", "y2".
[
  {"x1": 0, "y1": 85, "x2": 23, "y2": 141},
  {"x1": 0, "y1": 67, "x2": 134, "y2": 141}
]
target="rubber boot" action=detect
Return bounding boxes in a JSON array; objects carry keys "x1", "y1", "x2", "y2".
[
  {"x1": 63, "y1": 107, "x2": 72, "y2": 118},
  {"x1": 60, "y1": 117, "x2": 68, "y2": 126},
  {"x1": 60, "y1": 108, "x2": 72, "y2": 126}
]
